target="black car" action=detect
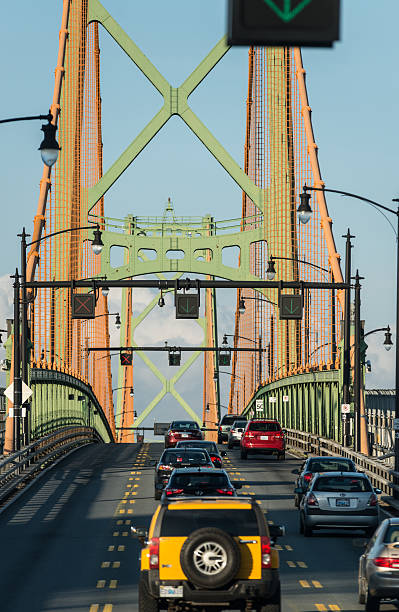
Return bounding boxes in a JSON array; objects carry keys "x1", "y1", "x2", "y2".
[
  {"x1": 175, "y1": 440, "x2": 227, "y2": 468},
  {"x1": 292, "y1": 455, "x2": 357, "y2": 507},
  {"x1": 161, "y1": 467, "x2": 242, "y2": 500},
  {"x1": 154, "y1": 449, "x2": 213, "y2": 499}
]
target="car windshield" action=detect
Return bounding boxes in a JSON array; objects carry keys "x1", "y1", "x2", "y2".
[
  {"x1": 313, "y1": 476, "x2": 372, "y2": 493},
  {"x1": 169, "y1": 473, "x2": 229, "y2": 488},
  {"x1": 248, "y1": 422, "x2": 281, "y2": 432},
  {"x1": 383, "y1": 526, "x2": 399, "y2": 543},
  {"x1": 176, "y1": 441, "x2": 217, "y2": 453},
  {"x1": 161, "y1": 509, "x2": 259, "y2": 536},
  {"x1": 232, "y1": 421, "x2": 247, "y2": 428},
  {"x1": 307, "y1": 459, "x2": 355, "y2": 473},
  {"x1": 220, "y1": 415, "x2": 238, "y2": 425},
  {"x1": 161, "y1": 451, "x2": 209, "y2": 465},
  {"x1": 170, "y1": 421, "x2": 199, "y2": 430}
]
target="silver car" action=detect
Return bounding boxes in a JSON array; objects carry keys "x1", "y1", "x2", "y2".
[
  {"x1": 298, "y1": 472, "x2": 380, "y2": 537},
  {"x1": 227, "y1": 419, "x2": 247, "y2": 448},
  {"x1": 359, "y1": 518, "x2": 399, "y2": 612}
]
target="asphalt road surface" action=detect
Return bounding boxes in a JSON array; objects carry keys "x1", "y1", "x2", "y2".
[{"x1": 0, "y1": 441, "x2": 393, "y2": 612}]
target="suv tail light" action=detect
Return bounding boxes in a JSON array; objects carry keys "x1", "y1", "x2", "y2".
[
  {"x1": 246, "y1": 432, "x2": 255, "y2": 438},
  {"x1": 149, "y1": 538, "x2": 160, "y2": 569},
  {"x1": 158, "y1": 464, "x2": 172, "y2": 471},
  {"x1": 166, "y1": 488, "x2": 184, "y2": 496},
  {"x1": 368, "y1": 494, "x2": 378, "y2": 507},
  {"x1": 216, "y1": 488, "x2": 234, "y2": 495},
  {"x1": 211, "y1": 456, "x2": 222, "y2": 465},
  {"x1": 303, "y1": 472, "x2": 313, "y2": 482},
  {"x1": 219, "y1": 426, "x2": 222, "y2": 432},
  {"x1": 260, "y1": 536, "x2": 272, "y2": 568},
  {"x1": 374, "y1": 557, "x2": 399, "y2": 568},
  {"x1": 306, "y1": 493, "x2": 319, "y2": 506}
]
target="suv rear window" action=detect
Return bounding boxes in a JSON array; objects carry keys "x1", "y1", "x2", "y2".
[
  {"x1": 248, "y1": 421, "x2": 281, "y2": 432},
  {"x1": 232, "y1": 421, "x2": 247, "y2": 428},
  {"x1": 161, "y1": 451, "x2": 209, "y2": 465},
  {"x1": 161, "y1": 509, "x2": 259, "y2": 536},
  {"x1": 176, "y1": 441, "x2": 218, "y2": 453},
  {"x1": 169, "y1": 473, "x2": 229, "y2": 488},
  {"x1": 307, "y1": 459, "x2": 356, "y2": 472},
  {"x1": 170, "y1": 421, "x2": 199, "y2": 430},
  {"x1": 313, "y1": 476, "x2": 372, "y2": 493},
  {"x1": 220, "y1": 415, "x2": 238, "y2": 425}
]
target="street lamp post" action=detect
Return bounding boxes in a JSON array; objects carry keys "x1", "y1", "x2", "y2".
[
  {"x1": 300, "y1": 185, "x2": 399, "y2": 473},
  {"x1": 17, "y1": 224, "x2": 103, "y2": 448}
]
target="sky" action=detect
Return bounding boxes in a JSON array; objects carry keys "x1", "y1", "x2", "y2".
[{"x1": 0, "y1": 1, "x2": 398, "y2": 426}]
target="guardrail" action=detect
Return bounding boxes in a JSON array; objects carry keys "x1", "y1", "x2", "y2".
[
  {"x1": 285, "y1": 428, "x2": 398, "y2": 497},
  {"x1": 0, "y1": 426, "x2": 102, "y2": 507}
]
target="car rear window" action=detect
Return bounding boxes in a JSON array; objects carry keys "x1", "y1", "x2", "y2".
[
  {"x1": 313, "y1": 476, "x2": 372, "y2": 493},
  {"x1": 383, "y1": 526, "x2": 399, "y2": 543},
  {"x1": 161, "y1": 509, "x2": 259, "y2": 536},
  {"x1": 176, "y1": 441, "x2": 217, "y2": 453},
  {"x1": 161, "y1": 451, "x2": 209, "y2": 465},
  {"x1": 248, "y1": 421, "x2": 281, "y2": 432},
  {"x1": 220, "y1": 415, "x2": 238, "y2": 425},
  {"x1": 307, "y1": 459, "x2": 356, "y2": 473},
  {"x1": 169, "y1": 472, "x2": 229, "y2": 488},
  {"x1": 232, "y1": 421, "x2": 247, "y2": 428},
  {"x1": 171, "y1": 421, "x2": 199, "y2": 430}
]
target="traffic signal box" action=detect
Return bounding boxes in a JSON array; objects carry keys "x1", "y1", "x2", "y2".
[
  {"x1": 228, "y1": 0, "x2": 340, "y2": 47},
  {"x1": 175, "y1": 293, "x2": 200, "y2": 319},
  {"x1": 120, "y1": 352, "x2": 133, "y2": 366},
  {"x1": 279, "y1": 294, "x2": 303, "y2": 320},
  {"x1": 169, "y1": 351, "x2": 181, "y2": 366},
  {"x1": 72, "y1": 293, "x2": 96, "y2": 319},
  {"x1": 219, "y1": 352, "x2": 231, "y2": 367}
]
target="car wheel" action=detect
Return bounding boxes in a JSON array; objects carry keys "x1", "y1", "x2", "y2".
[
  {"x1": 365, "y1": 589, "x2": 380, "y2": 612},
  {"x1": 138, "y1": 577, "x2": 159, "y2": 612},
  {"x1": 240, "y1": 449, "x2": 248, "y2": 460},
  {"x1": 154, "y1": 488, "x2": 162, "y2": 501},
  {"x1": 299, "y1": 514, "x2": 304, "y2": 534},
  {"x1": 180, "y1": 527, "x2": 240, "y2": 589},
  {"x1": 257, "y1": 584, "x2": 281, "y2": 612},
  {"x1": 358, "y1": 578, "x2": 366, "y2": 605},
  {"x1": 303, "y1": 521, "x2": 312, "y2": 537},
  {"x1": 294, "y1": 495, "x2": 299, "y2": 508},
  {"x1": 228, "y1": 441, "x2": 233, "y2": 449},
  {"x1": 277, "y1": 452, "x2": 285, "y2": 461}
]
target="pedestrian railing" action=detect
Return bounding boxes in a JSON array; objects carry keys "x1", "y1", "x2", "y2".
[
  {"x1": 285, "y1": 428, "x2": 397, "y2": 496},
  {"x1": 0, "y1": 426, "x2": 102, "y2": 507}
]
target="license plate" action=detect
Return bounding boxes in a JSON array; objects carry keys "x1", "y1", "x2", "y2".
[
  {"x1": 182, "y1": 434, "x2": 189, "y2": 438},
  {"x1": 160, "y1": 586, "x2": 183, "y2": 598},
  {"x1": 260, "y1": 435, "x2": 269, "y2": 440},
  {"x1": 336, "y1": 498, "x2": 350, "y2": 507}
]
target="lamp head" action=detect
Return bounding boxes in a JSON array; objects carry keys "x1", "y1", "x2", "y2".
[
  {"x1": 384, "y1": 326, "x2": 393, "y2": 351},
  {"x1": 238, "y1": 298, "x2": 246, "y2": 315},
  {"x1": 158, "y1": 295, "x2": 165, "y2": 307},
  {"x1": 115, "y1": 313, "x2": 121, "y2": 329},
  {"x1": 39, "y1": 119, "x2": 60, "y2": 167},
  {"x1": 101, "y1": 286, "x2": 109, "y2": 298},
  {"x1": 266, "y1": 257, "x2": 276, "y2": 280},
  {"x1": 213, "y1": 371, "x2": 218, "y2": 382},
  {"x1": 91, "y1": 225, "x2": 103, "y2": 255},
  {"x1": 222, "y1": 334, "x2": 229, "y2": 346},
  {"x1": 129, "y1": 387, "x2": 134, "y2": 397},
  {"x1": 298, "y1": 189, "x2": 312, "y2": 225}
]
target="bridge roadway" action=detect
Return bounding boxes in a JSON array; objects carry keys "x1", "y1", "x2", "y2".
[{"x1": 0, "y1": 442, "x2": 390, "y2": 612}]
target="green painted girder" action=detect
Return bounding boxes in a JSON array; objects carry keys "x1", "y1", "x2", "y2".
[{"x1": 87, "y1": 0, "x2": 264, "y2": 213}]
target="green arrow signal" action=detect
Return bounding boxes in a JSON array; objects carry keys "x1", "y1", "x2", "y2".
[
  {"x1": 285, "y1": 298, "x2": 299, "y2": 314},
  {"x1": 263, "y1": 0, "x2": 313, "y2": 23},
  {"x1": 180, "y1": 299, "x2": 196, "y2": 314}
]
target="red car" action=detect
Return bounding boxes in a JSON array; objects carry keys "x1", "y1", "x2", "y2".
[
  {"x1": 164, "y1": 420, "x2": 203, "y2": 448},
  {"x1": 240, "y1": 419, "x2": 285, "y2": 460}
]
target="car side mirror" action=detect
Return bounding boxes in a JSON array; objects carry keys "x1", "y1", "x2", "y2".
[
  {"x1": 221, "y1": 451, "x2": 227, "y2": 457},
  {"x1": 291, "y1": 469, "x2": 299, "y2": 475},
  {"x1": 232, "y1": 482, "x2": 242, "y2": 489},
  {"x1": 131, "y1": 526, "x2": 148, "y2": 545},
  {"x1": 374, "y1": 488, "x2": 382, "y2": 495},
  {"x1": 294, "y1": 487, "x2": 303, "y2": 494}
]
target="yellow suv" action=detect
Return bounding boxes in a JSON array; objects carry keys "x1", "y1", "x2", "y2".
[{"x1": 132, "y1": 497, "x2": 283, "y2": 612}]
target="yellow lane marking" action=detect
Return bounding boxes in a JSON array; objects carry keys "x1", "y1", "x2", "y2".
[
  {"x1": 122, "y1": 531, "x2": 129, "y2": 536},
  {"x1": 101, "y1": 561, "x2": 110, "y2": 568},
  {"x1": 125, "y1": 519, "x2": 131, "y2": 524},
  {"x1": 129, "y1": 500, "x2": 136, "y2": 504},
  {"x1": 285, "y1": 545, "x2": 293, "y2": 551},
  {"x1": 315, "y1": 605, "x2": 327, "y2": 611},
  {"x1": 126, "y1": 485, "x2": 132, "y2": 488},
  {"x1": 104, "y1": 606, "x2": 113, "y2": 612},
  {"x1": 286, "y1": 561, "x2": 296, "y2": 567},
  {"x1": 329, "y1": 606, "x2": 340, "y2": 610},
  {"x1": 132, "y1": 492, "x2": 137, "y2": 495},
  {"x1": 268, "y1": 520, "x2": 274, "y2": 525},
  {"x1": 135, "y1": 478, "x2": 140, "y2": 481},
  {"x1": 133, "y1": 485, "x2": 139, "y2": 488},
  {"x1": 118, "y1": 545, "x2": 125, "y2": 552},
  {"x1": 113, "y1": 561, "x2": 120, "y2": 568},
  {"x1": 89, "y1": 605, "x2": 99, "y2": 612},
  {"x1": 312, "y1": 581, "x2": 323, "y2": 589},
  {"x1": 96, "y1": 580, "x2": 106, "y2": 589},
  {"x1": 297, "y1": 561, "x2": 308, "y2": 568},
  {"x1": 109, "y1": 580, "x2": 118, "y2": 589},
  {"x1": 128, "y1": 509, "x2": 134, "y2": 514},
  {"x1": 299, "y1": 580, "x2": 310, "y2": 588},
  {"x1": 113, "y1": 532, "x2": 119, "y2": 537},
  {"x1": 117, "y1": 520, "x2": 123, "y2": 525},
  {"x1": 108, "y1": 546, "x2": 115, "y2": 552},
  {"x1": 275, "y1": 545, "x2": 282, "y2": 550}
]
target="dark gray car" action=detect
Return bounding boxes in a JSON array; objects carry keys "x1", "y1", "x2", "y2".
[
  {"x1": 298, "y1": 472, "x2": 380, "y2": 537},
  {"x1": 358, "y1": 517, "x2": 399, "y2": 611}
]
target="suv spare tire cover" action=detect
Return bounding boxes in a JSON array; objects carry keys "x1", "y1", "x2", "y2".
[{"x1": 180, "y1": 527, "x2": 240, "y2": 589}]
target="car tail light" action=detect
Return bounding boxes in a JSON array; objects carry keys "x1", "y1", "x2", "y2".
[
  {"x1": 158, "y1": 464, "x2": 171, "y2": 471},
  {"x1": 149, "y1": 538, "x2": 160, "y2": 569},
  {"x1": 368, "y1": 494, "x2": 378, "y2": 507},
  {"x1": 211, "y1": 456, "x2": 222, "y2": 465},
  {"x1": 306, "y1": 493, "x2": 319, "y2": 506},
  {"x1": 373, "y1": 557, "x2": 399, "y2": 569},
  {"x1": 219, "y1": 426, "x2": 222, "y2": 431},
  {"x1": 216, "y1": 488, "x2": 234, "y2": 495},
  {"x1": 166, "y1": 488, "x2": 184, "y2": 496},
  {"x1": 303, "y1": 472, "x2": 313, "y2": 482},
  {"x1": 260, "y1": 536, "x2": 272, "y2": 568},
  {"x1": 246, "y1": 432, "x2": 255, "y2": 438}
]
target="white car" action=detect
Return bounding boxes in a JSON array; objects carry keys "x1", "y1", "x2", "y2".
[{"x1": 227, "y1": 419, "x2": 247, "y2": 448}]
